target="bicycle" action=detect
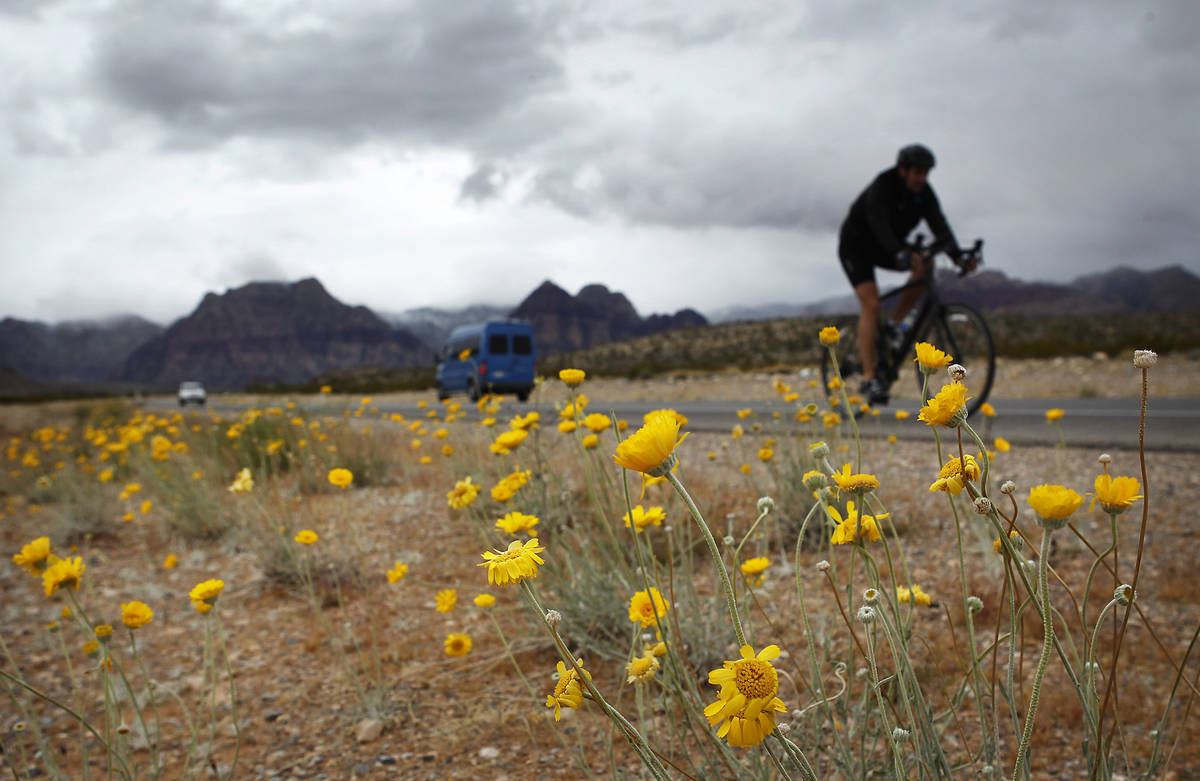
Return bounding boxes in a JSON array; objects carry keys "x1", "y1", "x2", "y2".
[{"x1": 820, "y1": 236, "x2": 995, "y2": 418}]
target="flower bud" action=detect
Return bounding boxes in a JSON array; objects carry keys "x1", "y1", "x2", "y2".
[
  {"x1": 757, "y1": 496, "x2": 775, "y2": 514},
  {"x1": 947, "y1": 406, "x2": 968, "y2": 428},
  {"x1": 1133, "y1": 349, "x2": 1158, "y2": 369},
  {"x1": 802, "y1": 471, "x2": 827, "y2": 490},
  {"x1": 777, "y1": 722, "x2": 792, "y2": 735},
  {"x1": 856, "y1": 605, "x2": 876, "y2": 624},
  {"x1": 1098, "y1": 453, "x2": 1112, "y2": 465},
  {"x1": 545, "y1": 609, "x2": 562, "y2": 628},
  {"x1": 966, "y1": 596, "x2": 984, "y2": 614},
  {"x1": 809, "y1": 441, "x2": 830, "y2": 459},
  {"x1": 973, "y1": 497, "x2": 992, "y2": 515},
  {"x1": 1114, "y1": 584, "x2": 1135, "y2": 606},
  {"x1": 947, "y1": 364, "x2": 967, "y2": 381},
  {"x1": 1000, "y1": 480, "x2": 1016, "y2": 495},
  {"x1": 723, "y1": 535, "x2": 735, "y2": 547},
  {"x1": 863, "y1": 588, "x2": 879, "y2": 606},
  {"x1": 892, "y1": 727, "x2": 910, "y2": 743},
  {"x1": 815, "y1": 560, "x2": 831, "y2": 572}
]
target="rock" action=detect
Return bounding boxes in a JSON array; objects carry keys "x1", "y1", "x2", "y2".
[
  {"x1": 355, "y1": 718, "x2": 383, "y2": 744},
  {"x1": 479, "y1": 746, "x2": 500, "y2": 760},
  {"x1": 352, "y1": 763, "x2": 371, "y2": 777},
  {"x1": 377, "y1": 755, "x2": 397, "y2": 765}
]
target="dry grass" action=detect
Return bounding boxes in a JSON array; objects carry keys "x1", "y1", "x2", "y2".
[{"x1": 2, "y1": 360, "x2": 1199, "y2": 778}]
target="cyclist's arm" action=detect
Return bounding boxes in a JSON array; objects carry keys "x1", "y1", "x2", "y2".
[{"x1": 921, "y1": 186, "x2": 963, "y2": 262}]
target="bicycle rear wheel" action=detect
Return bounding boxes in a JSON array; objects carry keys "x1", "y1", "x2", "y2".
[
  {"x1": 915, "y1": 302, "x2": 995, "y2": 416},
  {"x1": 818, "y1": 316, "x2": 868, "y2": 417}
]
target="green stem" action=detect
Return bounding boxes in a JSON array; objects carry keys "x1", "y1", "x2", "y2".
[
  {"x1": 666, "y1": 470, "x2": 746, "y2": 647},
  {"x1": 1011, "y1": 529, "x2": 1056, "y2": 781}
]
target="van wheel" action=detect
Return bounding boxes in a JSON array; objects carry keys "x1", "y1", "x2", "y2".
[
  {"x1": 467, "y1": 380, "x2": 481, "y2": 402},
  {"x1": 436, "y1": 384, "x2": 449, "y2": 401}
]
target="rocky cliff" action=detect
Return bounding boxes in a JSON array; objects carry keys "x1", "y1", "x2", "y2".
[
  {"x1": 118, "y1": 278, "x2": 432, "y2": 390},
  {"x1": 0, "y1": 315, "x2": 163, "y2": 383},
  {"x1": 508, "y1": 281, "x2": 709, "y2": 355}
]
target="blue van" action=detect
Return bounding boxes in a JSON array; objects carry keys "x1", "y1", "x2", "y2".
[{"x1": 435, "y1": 320, "x2": 537, "y2": 402}]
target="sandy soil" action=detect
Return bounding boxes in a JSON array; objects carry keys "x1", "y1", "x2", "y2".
[{"x1": 2, "y1": 360, "x2": 1198, "y2": 779}]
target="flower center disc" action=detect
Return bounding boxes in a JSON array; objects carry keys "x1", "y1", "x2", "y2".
[{"x1": 733, "y1": 659, "x2": 778, "y2": 699}]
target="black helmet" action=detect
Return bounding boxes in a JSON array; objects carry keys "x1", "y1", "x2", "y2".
[{"x1": 897, "y1": 144, "x2": 935, "y2": 169}]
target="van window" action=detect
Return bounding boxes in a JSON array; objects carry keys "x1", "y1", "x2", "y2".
[
  {"x1": 452, "y1": 337, "x2": 478, "y2": 358},
  {"x1": 488, "y1": 334, "x2": 509, "y2": 354},
  {"x1": 513, "y1": 335, "x2": 532, "y2": 355}
]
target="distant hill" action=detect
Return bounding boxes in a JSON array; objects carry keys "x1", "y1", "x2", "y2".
[
  {"x1": 379, "y1": 304, "x2": 513, "y2": 352},
  {"x1": 707, "y1": 264, "x2": 1200, "y2": 322},
  {"x1": 510, "y1": 280, "x2": 707, "y2": 355},
  {"x1": 0, "y1": 315, "x2": 163, "y2": 383},
  {"x1": 3, "y1": 265, "x2": 1196, "y2": 398},
  {"x1": 117, "y1": 278, "x2": 433, "y2": 390}
]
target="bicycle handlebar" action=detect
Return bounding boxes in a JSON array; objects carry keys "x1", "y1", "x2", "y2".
[{"x1": 909, "y1": 235, "x2": 984, "y2": 277}]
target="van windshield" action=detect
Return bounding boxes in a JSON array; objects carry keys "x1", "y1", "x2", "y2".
[{"x1": 488, "y1": 334, "x2": 509, "y2": 354}]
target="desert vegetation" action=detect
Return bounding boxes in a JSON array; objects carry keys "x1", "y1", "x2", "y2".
[{"x1": 1, "y1": 338, "x2": 1198, "y2": 779}]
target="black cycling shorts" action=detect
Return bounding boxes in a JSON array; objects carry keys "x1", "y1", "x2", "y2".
[{"x1": 838, "y1": 251, "x2": 904, "y2": 288}]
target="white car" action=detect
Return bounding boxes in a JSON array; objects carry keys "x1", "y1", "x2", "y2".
[{"x1": 178, "y1": 381, "x2": 207, "y2": 406}]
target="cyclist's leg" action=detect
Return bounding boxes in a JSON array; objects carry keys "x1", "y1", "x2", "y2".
[
  {"x1": 853, "y1": 281, "x2": 880, "y2": 381},
  {"x1": 892, "y1": 255, "x2": 929, "y2": 323},
  {"x1": 838, "y1": 252, "x2": 879, "y2": 380}
]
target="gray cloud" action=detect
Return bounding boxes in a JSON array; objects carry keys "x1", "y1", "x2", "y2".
[
  {"x1": 90, "y1": 0, "x2": 566, "y2": 150},
  {"x1": 458, "y1": 162, "x2": 507, "y2": 204}
]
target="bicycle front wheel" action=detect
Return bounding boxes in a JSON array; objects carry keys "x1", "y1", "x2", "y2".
[{"x1": 915, "y1": 302, "x2": 995, "y2": 416}]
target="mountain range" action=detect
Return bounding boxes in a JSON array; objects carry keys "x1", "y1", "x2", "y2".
[
  {"x1": 0, "y1": 277, "x2": 706, "y2": 394},
  {"x1": 1, "y1": 264, "x2": 1197, "y2": 396}
]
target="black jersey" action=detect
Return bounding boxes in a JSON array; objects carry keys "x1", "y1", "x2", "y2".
[{"x1": 838, "y1": 167, "x2": 959, "y2": 263}]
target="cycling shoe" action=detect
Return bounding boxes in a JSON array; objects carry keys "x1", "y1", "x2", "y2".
[{"x1": 859, "y1": 378, "x2": 890, "y2": 406}]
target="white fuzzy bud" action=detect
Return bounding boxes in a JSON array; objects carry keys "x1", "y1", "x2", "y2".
[
  {"x1": 948, "y1": 364, "x2": 967, "y2": 381},
  {"x1": 1133, "y1": 349, "x2": 1158, "y2": 369},
  {"x1": 892, "y1": 727, "x2": 910, "y2": 743},
  {"x1": 723, "y1": 535, "x2": 735, "y2": 547},
  {"x1": 973, "y1": 497, "x2": 992, "y2": 515},
  {"x1": 545, "y1": 610, "x2": 562, "y2": 628},
  {"x1": 776, "y1": 722, "x2": 792, "y2": 735},
  {"x1": 815, "y1": 560, "x2": 831, "y2": 572},
  {"x1": 966, "y1": 596, "x2": 984, "y2": 614},
  {"x1": 863, "y1": 588, "x2": 879, "y2": 606},
  {"x1": 1115, "y1": 584, "x2": 1135, "y2": 606},
  {"x1": 856, "y1": 605, "x2": 876, "y2": 625},
  {"x1": 757, "y1": 496, "x2": 775, "y2": 514},
  {"x1": 1098, "y1": 453, "x2": 1112, "y2": 465},
  {"x1": 1000, "y1": 480, "x2": 1016, "y2": 495}
]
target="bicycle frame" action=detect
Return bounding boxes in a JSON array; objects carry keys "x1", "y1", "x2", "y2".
[{"x1": 871, "y1": 239, "x2": 982, "y2": 388}]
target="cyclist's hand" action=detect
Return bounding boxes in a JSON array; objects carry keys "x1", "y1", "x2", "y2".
[{"x1": 956, "y1": 251, "x2": 979, "y2": 273}]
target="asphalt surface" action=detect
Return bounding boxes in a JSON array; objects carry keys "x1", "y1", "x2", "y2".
[{"x1": 156, "y1": 395, "x2": 1200, "y2": 453}]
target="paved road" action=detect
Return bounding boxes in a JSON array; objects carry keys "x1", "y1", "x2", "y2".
[{"x1": 156, "y1": 395, "x2": 1200, "y2": 453}]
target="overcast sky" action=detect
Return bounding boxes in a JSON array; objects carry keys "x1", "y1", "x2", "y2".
[{"x1": 1, "y1": 0, "x2": 1197, "y2": 325}]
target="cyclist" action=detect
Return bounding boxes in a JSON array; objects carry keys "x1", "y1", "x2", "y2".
[{"x1": 836, "y1": 143, "x2": 973, "y2": 404}]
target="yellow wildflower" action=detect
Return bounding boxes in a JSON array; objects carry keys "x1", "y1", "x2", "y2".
[
  {"x1": 913, "y1": 342, "x2": 953, "y2": 373},
  {"x1": 386, "y1": 561, "x2": 409, "y2": 584},
  {"x1": 479, "y1": 538, "x2": 546, "y2": 586},
  {"x1": 1091, "y1": 474, "x2": 1142, "y2": 515},
  {"x1": 918, "y1": 382, "x2": 970, "y2": 427},
  {"x1": 546, "y1": 659, "x2": 590, "y2": 721},
  {"x1": 704, "y1": 644, "x2": 788, "y2": 748},
  {"x1": 444, "y1": 632, "x2": 472, "y2": 657},
  {"x1": 628, "y1": 588, "x2": 670, "y2": 628}
]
